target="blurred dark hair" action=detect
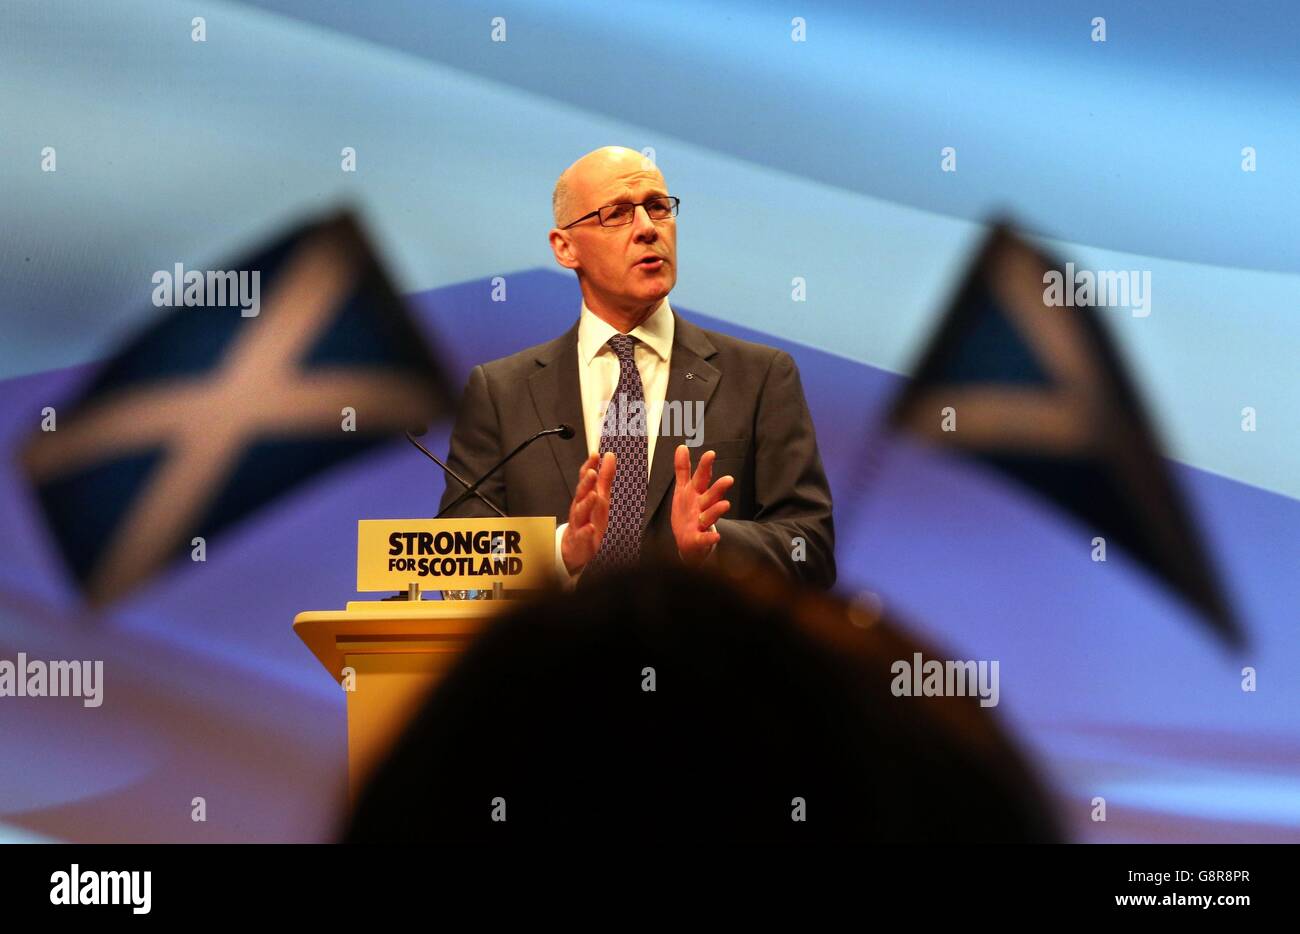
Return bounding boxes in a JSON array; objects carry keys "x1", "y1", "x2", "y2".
[{"x1": 343, "y1": 561, "x2": 1062, "y2": 842}]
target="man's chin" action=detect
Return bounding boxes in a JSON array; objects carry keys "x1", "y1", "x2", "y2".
[{"x1": 630, "y1": 279, "x2": 674, "y2": 306}]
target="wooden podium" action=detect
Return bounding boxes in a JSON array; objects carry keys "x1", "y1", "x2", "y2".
[
  {"x1": 294, "y1": 599, "x2": 504, "y2": 798},
  {"x1": 294, "y1": 517, "x2": 556, "y2": 799}
]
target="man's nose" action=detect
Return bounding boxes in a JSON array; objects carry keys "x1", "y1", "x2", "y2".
[{"x1": 631, "y1": 204, "x2": 658, "y2": 241}]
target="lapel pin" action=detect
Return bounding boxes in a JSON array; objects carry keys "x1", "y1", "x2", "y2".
[{"x1": 685, "y1": 372, "x2": 695, "y2": 380}]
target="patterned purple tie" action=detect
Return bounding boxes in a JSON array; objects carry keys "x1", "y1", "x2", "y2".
[{"x1": 586, "y1": 334, "x2": 648, "y2": 573}]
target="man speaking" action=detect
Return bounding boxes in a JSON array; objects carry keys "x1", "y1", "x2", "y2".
[{"x1": 439, "y1": 147, "x2": 835, "y2": 587}]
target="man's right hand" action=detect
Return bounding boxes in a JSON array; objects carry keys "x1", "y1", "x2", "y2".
[{"x1": 560, "y1": 451, "x2": 616, "y2": 575}]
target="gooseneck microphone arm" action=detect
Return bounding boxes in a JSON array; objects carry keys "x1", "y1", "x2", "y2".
[
  {"x1": 435, "y1": 424, "x2": 575, "y2": 519},
  {"x1": 405, "y1": 431, "x2": 507, "y2": 518}
]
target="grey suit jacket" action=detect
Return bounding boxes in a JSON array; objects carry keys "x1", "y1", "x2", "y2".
[{"x1": 438, "y1": 313, "x2": 835, "y2": 588}]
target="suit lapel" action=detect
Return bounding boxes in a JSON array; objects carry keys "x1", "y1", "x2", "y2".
[
  {"x1": 528, "y1": 320, "x2": 587, "y2": 499},
  {"x1": 642, "y1": 315, "x2": 719, "y2": 532}
]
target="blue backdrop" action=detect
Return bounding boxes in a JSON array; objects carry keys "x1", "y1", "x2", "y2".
[{"x1": 0, "y1": 0, "x2": 1296, "y2": 842}]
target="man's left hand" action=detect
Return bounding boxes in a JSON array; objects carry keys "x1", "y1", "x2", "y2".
[{"x1": 671, "y1": 444, "x2": 734, "y2": 564}]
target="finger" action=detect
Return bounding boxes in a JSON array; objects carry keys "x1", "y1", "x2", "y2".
[
  {"x1": 571, "y1": 466, "x2": 597, "y2": 514},
  {"x1": 698, "y1": 499, "x2": 731, "y2": 529},
  {"x1": 697, "y1": 474, "x2": 734, "y2": 511},
  {"x1": 572, "y1": 485, "x2": 598, "y2": 528},
  {"x1": 597, "y1": 451, "x2": 617, "y2": 495},
  {"x1": 592, "y1": 490, "x2": 610, "y2": 534},
  {"x1": 692, "y1": 449, "x2": 716, "y2": 494},
  {"x1": 575, "y1": 463, "x2": 597, "y2": 499},
  {"x1": 573, "y1": 453, "x2": 598, "y2": 491},
  {"x1": 674, "y1": 444, "x2": 691, "y2": 487}
]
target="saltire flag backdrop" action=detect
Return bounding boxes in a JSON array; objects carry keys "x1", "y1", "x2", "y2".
[
  {"x1": 2, "y1": 0, "x2": 1298, "y2": 845},
  {"x1": 886, "y1": 226, "x2": 1240, "y2": 647},
  {"x1": 20, "y1": 212, "x2": 455, "y2": 606}
]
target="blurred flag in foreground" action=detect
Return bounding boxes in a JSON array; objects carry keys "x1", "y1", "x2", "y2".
[
  {"x1": 886, "y1": 224, "x2": 1240, "y2": 647},
  {"x1": 21, "y1": 211, "x2": 454, "y2": 606}
]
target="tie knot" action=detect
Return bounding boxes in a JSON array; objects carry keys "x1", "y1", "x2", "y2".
[{"x1": 607, "y1": 333, "x2": 638, "y2": 361}]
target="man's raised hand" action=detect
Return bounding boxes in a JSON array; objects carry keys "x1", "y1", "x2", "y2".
[
  {"x1": 560, "y1": 451, "x2": 616, "y2": 575},
  {"x1": 671, "y1": 444, "x2": 733, "y2": 564}
]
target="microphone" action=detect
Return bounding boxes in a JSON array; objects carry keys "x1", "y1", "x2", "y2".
[
  {"x1": 405, "y1": 428, "x2": 507, "y2": 518},
  {"x1": 436, "y1": 423, "x2": 576, "y2": 518}
]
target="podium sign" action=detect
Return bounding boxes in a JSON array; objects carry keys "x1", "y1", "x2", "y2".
[{"x1": 356, "y1": 517, "x2": 556, "y2": 592}]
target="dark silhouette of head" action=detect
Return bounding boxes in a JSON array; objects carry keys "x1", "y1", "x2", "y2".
[{"x1": 343, "y1": 562, "x2": 1062, "y2": 842}]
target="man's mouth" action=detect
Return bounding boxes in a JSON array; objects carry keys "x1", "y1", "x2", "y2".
[{"x1": 636, "y1": 255, "x2": 666, "y2": 270}]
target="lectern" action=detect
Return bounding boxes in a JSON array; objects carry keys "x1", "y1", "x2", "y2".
[{"x1": 294, "y1": 517, "x2": 556, "y2": 798}]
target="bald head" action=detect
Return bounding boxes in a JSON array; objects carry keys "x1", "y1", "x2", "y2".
[
  {"x1": 552, "y1": 146, "x2": 664, "y2": 227},
  {"x1": 548, "y1": 145, "x2": 677, "y2": 331}
]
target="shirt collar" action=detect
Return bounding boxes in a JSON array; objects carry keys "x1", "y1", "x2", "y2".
[{"x1": 577, "y1": 297, "x2": 674, "y2": 366}]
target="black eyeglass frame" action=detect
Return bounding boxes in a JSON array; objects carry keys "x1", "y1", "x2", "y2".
[{"x1": 560, "y1": 196, "x2": 680, "y2": 230}]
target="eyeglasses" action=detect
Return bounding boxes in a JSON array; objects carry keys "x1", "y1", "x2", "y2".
[{"x1": 561, "y1": 196, "x2": 680, "y2": 230}]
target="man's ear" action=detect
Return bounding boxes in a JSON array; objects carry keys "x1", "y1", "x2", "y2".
[{"x1": 549, "y1": 228, "x2": 580, "y2": 271}]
